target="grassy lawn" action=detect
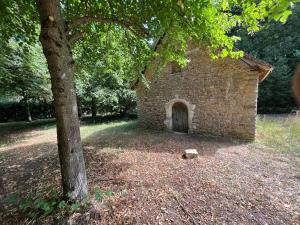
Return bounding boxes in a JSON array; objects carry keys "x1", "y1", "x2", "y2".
[
  {"x1": 0, "y1": 119, "x2": 56, "y2": 147},
  {"x1": 81, "y1": 120, "x2": 137, "y2": 140},
  {"x1": 0, "y1": 115, "x2": 135, "y2": 147},
  {"x1": 84, "y1": 116, "x2": 300, "y2": 158},
  {"x1": 1, "y1": 115, "x2": 299, "y2": 157},
  {"x1": 255, "y1": 115, "x2": 300, "y2": 157}
]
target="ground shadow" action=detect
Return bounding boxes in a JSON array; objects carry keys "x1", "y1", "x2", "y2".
[
  {"x1": 80, "y1": 114, "x2": 137, "y2": 125},
  {"x1": 0, "y1": 139, "x2": 132, "y2": 224},
  {"x1": 0, "y1": 114, "x2": 135, "y2": 147},
  {"x1": 0, "y1": 119, "x2": 56, "y2": 147},
  {"x1": 0, "y1": 119, "x2": 298, "y2": 224},
  {"x1": 83, "y1": 121, "x2": 244, "y2": 156}
]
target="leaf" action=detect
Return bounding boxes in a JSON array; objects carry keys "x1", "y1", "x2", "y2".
[
  {"x1": 95, "y1": 191, "x2": 103, "y2": 202},
  {"x1": 105, "y1": 190, "x2": 114, "y2": 197},
  {"x1": 43, "y1": 205, "x2": 54, "y2": 215},
  {"x1": 67, "y1": 192, "x2": 72, "y2": 198},
  {"x1": 49, "y1": 188, "x2": 59, "y2": 198},
  {"x1": 58, "y1": 200, "x2": 66, "y2": 209},
  {"x1": 71, "y1": 203, "x2": 80, "y2": 211},
  {"x1": 279, "y1": 10, "x2": 292, "y2": 23},
  {"x1": 93, "y1": 186, "x2": 103, "y2": 202},
  {"x1": 19, "y1": 198, "x2": 32, "y2": 212},
  {"x1": 34, "y1": 198, "x2": 48, "y2": 209}
]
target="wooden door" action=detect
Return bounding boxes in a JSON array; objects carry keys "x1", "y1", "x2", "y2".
[{"x1": 172, "y1": 102, "x2": 188, "y2": 133}]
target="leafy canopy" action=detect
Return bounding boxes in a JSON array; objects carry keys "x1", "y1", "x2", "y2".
[
  {"x1": 0, "y1": 39, "x2": 51, "y2": 101},
  {"x1": 74, "y1": 26, "x2": 138, "y2": 114},
  {"x1": 0, "y1": 0, "x2": 297, "y2": 67}
]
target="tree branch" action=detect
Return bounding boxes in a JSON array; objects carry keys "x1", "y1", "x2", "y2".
[
  {"x1": 131, "y1": 32, "x2": 167, "y2": 90},
  {"x1": 174, "y1": 195, "x2": 199, "y2": 225},
  {"x1": 68, "y1": 32, "x2": 85, "y2": 44},
  {"x1": 68, "y1": 16, "x2": 148, "y2": 37}
]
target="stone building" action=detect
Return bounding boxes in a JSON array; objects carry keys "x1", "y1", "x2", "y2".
[{"x1": 135, "y1": 45, "x2": 273, "y2": 140}]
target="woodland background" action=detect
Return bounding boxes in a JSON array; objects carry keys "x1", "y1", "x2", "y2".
[{"x1": 0, "y1": 4, "x2": 299, "y2": 123}]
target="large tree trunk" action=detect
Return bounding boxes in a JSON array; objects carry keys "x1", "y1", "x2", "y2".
[
  {"x1": 91, "y1": 97, "x2": 97, "y2": 118},
  {"x1": 36, "y1": 0, "x2": 88, "y2": 201}
]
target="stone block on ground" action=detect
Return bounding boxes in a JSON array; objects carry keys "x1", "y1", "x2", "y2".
[{"x1": 183, "y1": 149, "x2": 198, "y2": 159}]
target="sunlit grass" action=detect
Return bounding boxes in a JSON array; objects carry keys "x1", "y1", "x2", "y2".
[
  {"x1": 256, "y1": 116, "x2": 300, "y2": 157},
  {"x1": 80, "y1": 120, "x2": 137, "y2": 140},
  {"x1": 0, "y1": 118, "x2": 137, "y2": 148},
  {"x1": 0, "y1": 119, "x2": 56, "y2": 147},
  {"x1": 2, "y1": 116, "x2": 299, "y2": 159}
]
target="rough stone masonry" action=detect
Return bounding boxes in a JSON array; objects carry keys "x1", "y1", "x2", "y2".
[{"x1": 136, "y1": 44, "x2": 272, "y2": 141}]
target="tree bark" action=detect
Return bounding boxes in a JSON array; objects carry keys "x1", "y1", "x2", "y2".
[
  {"x1": 24, "y1": 97, "x2": 32, "y2": 122},
  {"x1": 293, "y1": 62, "x2": 300, "y2": 106},
  {"x1": 91, "y1": 97, "x2": 97, "y2": 118},
  {"x1": 77, "y1": 95, "x2": 82, "y2": 119},
  {"x1": 36, "y1": 0, "x2": 88, "y2": 201}
]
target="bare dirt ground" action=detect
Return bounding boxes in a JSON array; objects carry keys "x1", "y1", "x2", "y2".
[{"x1": 0, "y1": 121, "x2": 299, "y2": 225}]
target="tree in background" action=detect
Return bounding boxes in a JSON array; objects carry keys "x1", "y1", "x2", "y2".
[
  {"x1": 0, "y1": 40, "x2": 52, "y2": 121},
  {"x1": 237, "y1": 3, "x2": 300, "y2": 113},
  {"x1": 73, "y1": 27, "x2": 141, "y2": 118},
  {"x1": 0, "y1": 0, "x2": 296, "y2": 201}
]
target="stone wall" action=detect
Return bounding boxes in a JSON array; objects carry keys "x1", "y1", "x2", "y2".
[{"x1": 136, "y1": 46, "x2": 259, "y2": 140}]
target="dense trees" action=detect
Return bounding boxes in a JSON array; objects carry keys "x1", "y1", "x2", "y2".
[
  {"x1": 238, "y1": 3, "x2": 300, "y2": 113},
  {"x1": 73, "y1": 27, "x2": 139, "y2": 117},
  {"x1": 0, "y1": 0, "x2": 296, "y2": 201},
  {"x1": 0, "y1": 40, "x2": 52, "y2": 121}
]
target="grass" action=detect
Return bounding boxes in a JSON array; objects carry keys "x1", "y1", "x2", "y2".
[
  {"x1": 0, "y1": 119, "x2": 56, "y2": 147},
  {"x1": 0, "y1": 117, "x2": 137, "y2": 148},
  {"x1": 255, "y1": 115, "x2": 300, "y2": 157},
  {"x1": 1, "y1": 115, "x2": 300, "y2": 159},
  {"x1": 80, "y1": 120, "x2": 137, "y2": 140}
]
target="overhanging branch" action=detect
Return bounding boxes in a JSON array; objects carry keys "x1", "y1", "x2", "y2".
[
  {"x1": 68, "y1": 32, "x2": 85, "y2": 44},
  {"x1": 68, "y1": 16, "x2": 148, "y2": 37}
]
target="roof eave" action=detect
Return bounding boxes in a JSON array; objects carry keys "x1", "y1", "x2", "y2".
[{"x1": 239, "y1": 54, "x2": 273, "y2": 82}]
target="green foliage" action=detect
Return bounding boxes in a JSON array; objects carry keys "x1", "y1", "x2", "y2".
[
  {"x1": 74, "y1": 28, "x2": 138, "y2": 115},
  {"x1": 93, "y1": 186, "x2": 114, "y2": 202},
  {"x1": 0, "y1": 101, "x2": 54, "y2": 122},
  {"x1": 1, "y1": 0, "x2": 298, "y2": 69},
  {"x1": 6, "y1": 187, "x2": 62, "y2": 219},
  {"x1": 1, "y1": 0, "x2": 298, "y2": 117},
  {"x1": 0, "y1": 39, "x2": 52, "y2": 102},
  {"x1": 5, "y1": 186, "x2": 114, "y2": 219},
  {"x1": 237, "y1": 3, "x2": 300, "y2": 113},
  {"x1": 70, "y1": 203, "x2": 81, "y2": 211},
  {"x1": 93, "y1": 187, "x2": 103, "y2": 202},
  {"x1": 58, "y1": 200, "x2": 67, "y2": 209}
]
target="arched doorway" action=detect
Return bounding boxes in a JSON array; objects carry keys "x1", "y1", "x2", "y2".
[{"x1": 172, "y1": 102, "x2": 188, "y2": 133}]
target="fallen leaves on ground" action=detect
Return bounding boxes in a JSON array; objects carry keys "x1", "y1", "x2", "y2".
[{"x1": 0, "y1": 127, "x2": 299, "y2": 224}]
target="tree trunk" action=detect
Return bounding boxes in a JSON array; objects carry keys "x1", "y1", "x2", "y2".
[
  {"x1": 24, "y1": 97, "x2": 32, "y2": 122},
  {"x1": 77, "y1": 95, "x2": 82, "y2": 119},
  {"x1": 293, "y1": 62, "x2": 300, "y2": 106},
  {"x1": 91, "y1": 97, "x2": 97, "y2": 118},
  {"x1": 36, "y1": 0, "x2": 88, "y2": 201}
]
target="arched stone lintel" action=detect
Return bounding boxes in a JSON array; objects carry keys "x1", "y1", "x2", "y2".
[{"x1": 164, "y1": 97, "x2": 195, "y2": 133}]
